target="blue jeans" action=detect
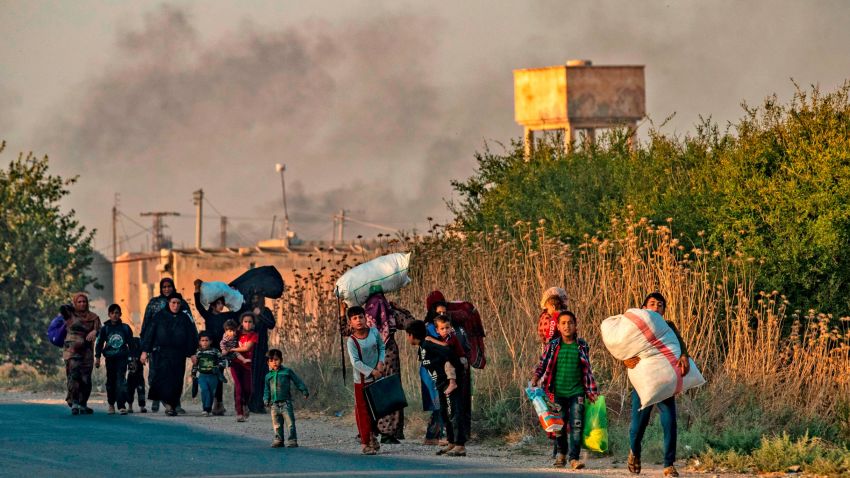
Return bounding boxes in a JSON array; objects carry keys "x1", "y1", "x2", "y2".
[
  {"x1": 271, "y1": 401, "x2": 297, "y2": 444},
  {"x1": 629, "y1": 389, "x2": 677, "y2": 467},
  {"x1": 425, "y1": 409, "x2": 444, "y2": 440},
  {"x1": 197, "y1": 374, "x2": 219, "y2": 412},
  {"x1": 555, "y1": 395, "x2": 584, "y2": 460}
]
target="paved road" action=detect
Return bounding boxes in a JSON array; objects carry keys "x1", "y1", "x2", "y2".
[{"x1": 0, "y1": 403, "x2": 568, "y2": 478}]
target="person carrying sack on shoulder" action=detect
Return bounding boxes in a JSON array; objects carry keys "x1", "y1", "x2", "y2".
[
  {"x1": 345, "y1": 306, "x2": 386, "y2": 455},
  {"x1": 623, "y1": 292, "x2": 690, "y2": 478}
]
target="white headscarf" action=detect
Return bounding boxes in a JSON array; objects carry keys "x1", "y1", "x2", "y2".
[{"x1": 540, "y1": 287, "x2": 568, "y2": 309}]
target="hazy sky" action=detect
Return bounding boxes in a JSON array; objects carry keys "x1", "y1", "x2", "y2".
[{"x1": 2, "y1": 1, "x2": 849, "y2": 254}]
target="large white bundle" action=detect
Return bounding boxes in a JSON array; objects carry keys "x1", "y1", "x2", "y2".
[
  {"x1": 199, "y1": 281, "x2": 244, "y2": 311},
  {"x1": 335, "y1": 252, "x2": 411, "y2": 306},
  {"x1": 600, "y1": 308, "x2": 706, "y2": 409}
]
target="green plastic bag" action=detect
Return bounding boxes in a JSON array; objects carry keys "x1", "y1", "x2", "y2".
[{"x1": 582, "y1": 395, "x2": 609, "y2": 453}]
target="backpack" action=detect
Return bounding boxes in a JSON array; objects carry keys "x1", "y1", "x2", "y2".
[
  {"x1": 446, "y1": 301, "x2": 487, "y2": 369},
  {"x1": 47, "y1": 314, "x2": 67, "y2": 347}
]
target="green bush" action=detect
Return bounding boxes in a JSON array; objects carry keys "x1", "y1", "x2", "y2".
[
  {"x1": 450, "y1": 84, "x2": 850, "y2": 315},
  {"x1": 698, "y1": 432, "x2": 850, "y2": 475}
]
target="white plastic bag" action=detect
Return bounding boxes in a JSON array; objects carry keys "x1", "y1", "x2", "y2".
[
  {"x1": 600, "y1": 308, "x2": 706, "y2": 409},
  {"x1": 199, "y1": 281, "x2": 244, "y2": 312},
  {"x1": 335, "y1": 253, "x2": 411, "y2": 306}
]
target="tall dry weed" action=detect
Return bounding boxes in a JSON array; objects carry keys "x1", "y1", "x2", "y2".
[{"x1": 268, "y1": 214, "x2": 849, "y2": 435}]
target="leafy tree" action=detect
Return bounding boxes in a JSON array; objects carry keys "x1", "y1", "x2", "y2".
[
  {"x1": 0, "y1": 141, "x2": 97, "y2": 372},
  {"x1": 710, "y1": 85, "x2": 850, "y2": 312},
  {"x1": 450, "y1": 84, "x2": 850, "y2": 315}
]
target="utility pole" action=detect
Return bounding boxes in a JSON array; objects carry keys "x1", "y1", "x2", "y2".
[
  {"x1": 112, "y1": 194, "x2": 119, "y2": 262},
  {"x1": 193, "y1": 189, "x2": 204, "y2": 249},
  {"x1": 140, "y1": 211, "x2": 180, "y2": 251},
  {"x1": 275, "y1": 164, "x2": 290, "y2": 246},
  {"x1": 220, "y1": 216, "x2": 228, "y2": 248},
  {"x1": 334, "y1": 209, "x2": 346, "y2": 244}
]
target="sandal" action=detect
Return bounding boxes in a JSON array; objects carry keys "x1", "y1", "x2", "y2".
[
  {"x1": 628, "y1": 451, "x2": 641, "y2": 475},
  {"x1": 553, "y1": 454, "x2": 567, "y2": 468},
  {"x1": 436, "y1": 444, "x2": 456, "y2": 456},
  {"x1": 446, "y1": 447, "x2": 467, "y2": 457},
  {"x1": 361, "y1": 446, "x2": 377, "y2": 455},
  {"x1": 663, "y1": 466, "x2": 679, "y2": 477}
]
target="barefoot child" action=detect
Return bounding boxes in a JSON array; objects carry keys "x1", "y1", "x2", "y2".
[
  {"x1": 264, "y1": 349, "x2": 309, "y2": 448},
  {"x1": 431, "y1": 315, "x2": 467, "y2": 395},
  {"x1": 220, "y1": 319, "x2": 251, "y2": 367},
  {"x1": 192, "y1": 332, "x2": 225, "y2": 416},
  {"x1": 345, "y1": 306, "x2": 386, "y2": 455},
  {"x1": 531, "y1": 311, "x2": 599, "y2": 470},
  {"x1": 406, "y1": 319, "x2": 468, "y2": 457}
]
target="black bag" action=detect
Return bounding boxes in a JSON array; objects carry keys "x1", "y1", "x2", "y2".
[
  {"x1": 352, "y1": 332, "x2": 408, "y2": 421},
  {"x1": 363, "y1": 374, "x2": 407, "y2": 421}
]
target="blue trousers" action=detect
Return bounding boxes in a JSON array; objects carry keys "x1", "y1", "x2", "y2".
[
  {"x1": 629, "y1": 389, "x2": 677, "y2": 467},
  {"x1": 197, "y1": 374, "x2": 219, "y2": 412},
  {"x1": 555, "y1": 395, "x2": 585, "y2": 460}
]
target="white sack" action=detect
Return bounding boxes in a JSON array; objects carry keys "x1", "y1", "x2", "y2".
[
  {"x1": 335, "y1": 252, "x2": 411, "y2": 306},
  {"x1": 199, "y1": 281, "x2": 244, "y2": 312},
  {"x1": 600, "y1": 308, "x2": 706, "y2": 409}
]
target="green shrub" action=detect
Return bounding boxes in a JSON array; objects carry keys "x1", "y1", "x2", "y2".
[
  {"x1": 450, "y1": 84, "x2": 850, "y2": 315},
  {"x1": 700, "y1": 432, "x2": 850, "y2": 475}
]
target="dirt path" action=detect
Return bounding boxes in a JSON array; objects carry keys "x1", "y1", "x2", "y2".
[{"x1": 0, "y1": 390, "x2": 744, "y2": 477}]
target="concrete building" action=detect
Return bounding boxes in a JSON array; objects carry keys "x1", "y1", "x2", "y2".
[{"x1": 112, "y1": 243, "x2": 374, "y2": 337}]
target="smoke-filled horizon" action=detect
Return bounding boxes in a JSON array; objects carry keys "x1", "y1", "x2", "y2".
[{"x1": 3, "y1": 1, "x2": 850, "y2": 253}]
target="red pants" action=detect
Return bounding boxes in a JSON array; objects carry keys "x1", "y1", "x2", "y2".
[
  {"x1": 231, "y1": 365, "x2": 252, "y2": 416},
  {"x1": 354, "y1": 382, "x2": 377, "y2": 446}
]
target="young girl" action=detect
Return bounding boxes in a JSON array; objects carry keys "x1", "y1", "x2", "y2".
[
  {"x1": 230, "y1": 312, "x2": 257, "y2": 422},
  {"x1": 532, "y1": 310, "x2": 599, "y2": 470},
  {"x1": 537, "y1": 287, "x2": 568, "y2": 348},
  {"x1": 345, "y1": 306, "x2": 386, "y2": 455}
]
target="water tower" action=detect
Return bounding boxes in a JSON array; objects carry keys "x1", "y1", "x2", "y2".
[{"x1": 514, "y1": 60, "x2": 645, "y2": 158}]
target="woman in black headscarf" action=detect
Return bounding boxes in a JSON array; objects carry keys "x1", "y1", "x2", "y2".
[
  {"x1": 140, "y1": 293, "x2": 198, "y2": 416},
  {"x1": 141, "y1": 277, "x2": 192, "y2": 412}
]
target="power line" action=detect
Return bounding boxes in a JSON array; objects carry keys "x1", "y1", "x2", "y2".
[
  {"x1": 204, "y1": 197, "x2": 225, "y2": 217},
  {"x1": 118, "y1": 211, "x2": 154, "y2": 232},
  {"x1": 95, "y1": 228, "x2": 150, "y2": 256}
]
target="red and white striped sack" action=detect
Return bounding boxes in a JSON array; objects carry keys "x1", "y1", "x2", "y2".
[{"x1": 600, "y1": 308, "x2": 706, "y2": 409}]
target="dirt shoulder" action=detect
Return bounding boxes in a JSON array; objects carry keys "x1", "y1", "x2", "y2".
[{"x1": 0, "y1": 390, "x2": 742, "y2": 477}]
